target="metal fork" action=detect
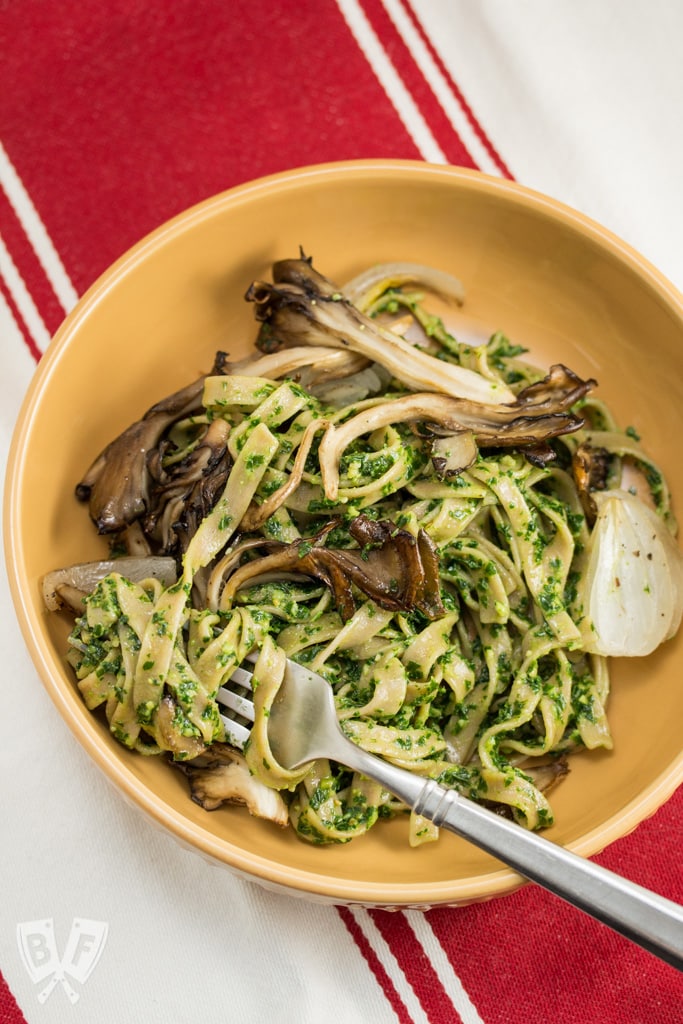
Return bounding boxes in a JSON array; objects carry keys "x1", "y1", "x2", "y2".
[{"x1": 218, "y1": 657, "x2": 683, "y2": 971}]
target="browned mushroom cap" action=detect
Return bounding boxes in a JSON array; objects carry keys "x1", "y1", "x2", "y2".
[
  {"x1": 144, "y1": 418, "x2": 232, "y2": 555},
  {"x1": 76, "y1": 376, "x2": 206, "y2": 534},
  {"x1": 219, "y1": 514, "x2": 445, "y2": 622},
  {"x1": 514, "y1": 363, "x2": 595, "y2": 413},
  {"x1": 571, "y1": 441, "x2": 611, "y2": 524},
  {"x1": 175, "y1": 743, "x2": 289, "y2": 825},
  {"x1": 346, "y1": 515, "x2": 444, "y2": 620}
]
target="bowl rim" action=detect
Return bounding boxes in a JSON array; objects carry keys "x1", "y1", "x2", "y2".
[{"x1": 5, "y1": 158, "x2": 683, "y2": 905}]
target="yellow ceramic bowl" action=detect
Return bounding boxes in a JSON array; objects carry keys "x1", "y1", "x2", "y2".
[{"x1": 5, "y1": 161, "x2": 683, "y2": 907}]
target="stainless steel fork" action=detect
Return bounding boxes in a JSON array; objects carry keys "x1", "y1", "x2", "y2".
[{"x1": 218, "y1": 657, "x2": 683, "y2": 971}]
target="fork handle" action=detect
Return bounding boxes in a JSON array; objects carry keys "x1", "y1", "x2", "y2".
[{"x1": 339, "y1": 742, "x2": 683, "y2": 970}]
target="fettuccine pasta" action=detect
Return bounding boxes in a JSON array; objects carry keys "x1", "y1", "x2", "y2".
[{"x1": 61, "y1": 256, "x2": 678, "y2": 846}]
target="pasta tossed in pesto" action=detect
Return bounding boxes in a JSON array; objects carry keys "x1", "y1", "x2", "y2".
[{"x1": 53, "y1": 255, "x2": 682, "y2": 846}]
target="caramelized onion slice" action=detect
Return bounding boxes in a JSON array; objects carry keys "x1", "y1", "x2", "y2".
[
  {"x1": 42, "y1": 556, "x2": 177, "y2": 612},
  {"x1": 342, "y1": 261, "x2": 466, "y2": 309}
]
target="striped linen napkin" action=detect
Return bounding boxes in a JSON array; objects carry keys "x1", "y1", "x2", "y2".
[{"x1": 1, "y1": 3, "x2": 682, "y2": 1022}]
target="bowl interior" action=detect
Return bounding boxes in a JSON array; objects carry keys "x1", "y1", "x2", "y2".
[{"x1": 6, "y1": 161, "x2": 683, "y2": 905}]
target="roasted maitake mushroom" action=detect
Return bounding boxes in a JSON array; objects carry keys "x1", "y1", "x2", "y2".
[
  {"x1": 245, "y1": 255, "x2": 517, "y2": 405},
  {"x1": 175, "y1": 743, "x2": 288, "y2": 825}
]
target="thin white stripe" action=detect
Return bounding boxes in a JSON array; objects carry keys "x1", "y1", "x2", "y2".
[
  {"x1": 0, "y1": 286, "x2": 39, "y2": 470},
  {"x1": 382, "y1": 0, "x2": 502, "y2": 177},
  {"x1": 403, "y1": 910, "x2": 485, "y2": 1024},
  {"x1": 348, "y1": 908, "x2": 432, "y2": 1024},
  {"x1": 0, "y1": 286, "x2": 37, "y2": 377},
  {"x1": 335, "y1": 0, "x2": 447, "y2": 164},
  {"x1": 0, "y1": 140, "x2": 79, "y2": 314},
  {"x1": 0, "y1": 232, "x2": 51, "y2": 352}
]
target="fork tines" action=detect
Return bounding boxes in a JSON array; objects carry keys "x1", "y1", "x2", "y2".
[{"x1": 217, "y1": 665, "x2": 256, "y2": 751}]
